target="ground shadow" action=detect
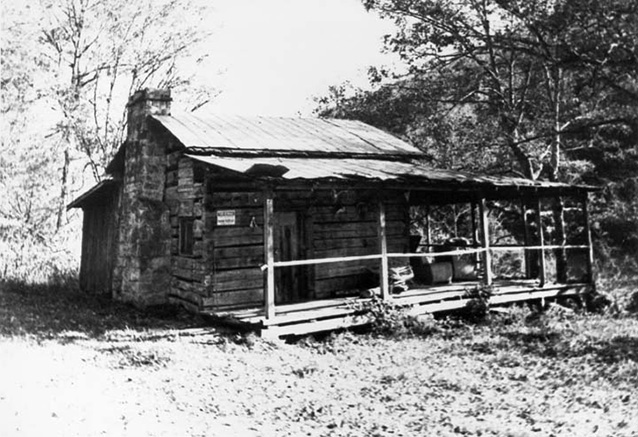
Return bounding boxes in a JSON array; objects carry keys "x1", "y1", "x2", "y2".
[
  {"x1": 499, "y1": 330, "x2": 638, "y2": 364},
  {"x1": 0, "y1": 280, "x2": 212, "y2": 340}
]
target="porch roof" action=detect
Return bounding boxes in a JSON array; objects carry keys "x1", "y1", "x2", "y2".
[{"x1": 186, "y1": 154, "x2": 595, "y2": 195}]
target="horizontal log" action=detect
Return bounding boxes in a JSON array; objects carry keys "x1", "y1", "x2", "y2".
[
  {"x1": 173, "y1": 268, "x2": 207, "y2": 283},
  {"x1": 168, "y1": 287, "x2": 204, "y2": 307},
  {"x1": 173, "y1": 256, "x2": 193, "y2": 270},
  {"x1": 213, "y1": 268, "x2": 264, "y2": 292},
  {"x1": 173, "y1": 256, "x2": 209, "y2": 272},
  {"x1": 215, "y1": 255, "x2": 263, "y2": 270},
  {"x1": 315, "y1": 275, "x2": 365, "y2": 295},
  {"x1": 214, "y1": 268, "x2": 263, "y2": 283},
  {"x1": 211, "y1": 191, "x2": 264, "y2": 207},
  {"x1": 209, "y1": 227, "x2": 264, "y2": 247},
  {"x1": 201, "y1": 302, "x2": 263, "y2": 314},
  {"x1": 314, "y1": 221, "x2": 406, "y2": 238},
  {"x1": 214, "y1": 244, "x2": 263, "y2": 259},
  {"x1": 310, "y1": 205, "x2": 406, "y2": 223},
  {"x1": 213, "y1": 279, "x2": 264, "y2": 293},
  {"x1": 313, "y1": 237, "x2": 378, "y2": 251},
  {"x1": 317, "y1": 233, "x2": 404, "y2": 246},
  {"x1": 312, "y1": 239, "x2": 405, "y2": 257},
  {"x1": 172, "y1": 277, "x2": 205, "y2": 293},
  {"x1": 206, "y1": 288, "x2": 264, "y2": 308},
  {"x1": 314, "y1": 260, "x2": 376, "y2": 279}
]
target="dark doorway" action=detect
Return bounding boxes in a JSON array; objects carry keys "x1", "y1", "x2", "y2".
[{"x1": 274, "y1": 211, "x2": 309, "y2": 304}]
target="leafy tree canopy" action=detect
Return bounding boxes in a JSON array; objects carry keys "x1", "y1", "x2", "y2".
[
  {"x1": 317, "y1": 0, "x2": 638, "y2": 258},
  {"x1": 1, "y1": 0, "x2": 218, "y2": 279}
]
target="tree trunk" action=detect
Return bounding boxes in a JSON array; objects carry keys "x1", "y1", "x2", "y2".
[{"x1": 57, "y1": 147, "x2": 70, "y2": 231}]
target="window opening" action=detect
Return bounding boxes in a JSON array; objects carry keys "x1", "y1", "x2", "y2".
[{"x1": 179, "y1": 218, "x2": 194, "y2": 255}]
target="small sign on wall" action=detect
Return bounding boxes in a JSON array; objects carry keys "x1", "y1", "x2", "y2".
[{"x1": 217, "y1": 210, "x2": 236, "y2": 226}]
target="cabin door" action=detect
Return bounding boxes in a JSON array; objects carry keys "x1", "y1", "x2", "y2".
[{"x1": 274, "y1": 211, "x2": 308, "y2": 304}]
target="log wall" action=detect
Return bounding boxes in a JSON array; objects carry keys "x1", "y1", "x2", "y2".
[
  {"x1": 166, "y1": 158, "x2": 411, "y2": 312},
  {"x1": 202, "y1": 185, "x2": 410, "y2": 311},
  {"x1": 205, "y1": 188, "x2": 265, "y2": 310},
  {"x1": 166, "y1": 155, "x2": 210, "y2": 308},
  {"x1": 278, "y1": 189, "x2": 409, "y2": 299}
]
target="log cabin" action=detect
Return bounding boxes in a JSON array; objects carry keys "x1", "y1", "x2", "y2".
[{"x1": 68, "y1": 89, "x2": 597, "y2": 337}]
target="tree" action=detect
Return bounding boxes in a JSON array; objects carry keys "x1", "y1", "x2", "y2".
[
  {"x1": 39, "y1": 0, "x2": 216, "y2": 224},
  {"x1": 1, "y1": 0, "x2": 218, "y2": 280},
  {"x1": 361, "y1": 0, "x2": 637, "y2": 181},
  {"x1": 316, "y1": 70, "x2": 506, "y2": 175},
  {"x1": 319, "y1": 0, "x2": 638, "y2": 276}
]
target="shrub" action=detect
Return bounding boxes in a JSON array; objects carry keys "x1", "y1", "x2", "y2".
[
  {"x1": 354, "y1": 296, "x2": 439, "y2": 338},
  {"x1": 460, "y1": 284, "x2": 493, "y2": 323},
  {"x1": 596, "y1": 255, "x2": 638, "y2": 315}
]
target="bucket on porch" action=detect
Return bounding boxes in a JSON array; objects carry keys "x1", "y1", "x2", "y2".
[
  {"x1": 439, "y1": 237, "x2": 478, "y2": 281},
  {"x1": 409, "y1": 235, "x2": 454, "y2": 285}
]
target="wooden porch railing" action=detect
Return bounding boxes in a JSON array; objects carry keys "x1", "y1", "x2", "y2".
[
  {"x1": 262, "y1": 192, "x2": 594, "y2": 321},
  {"x1": 261, "y1": 244, "x2": 591, "y2": 321}
]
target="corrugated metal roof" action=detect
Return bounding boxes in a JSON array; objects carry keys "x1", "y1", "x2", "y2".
[
  {"x1": 153, "y1": 112, "x2": 422, "y2": 157},
  {"x1": 187, "y1": 154, "x2": 584, "y2": 190}
]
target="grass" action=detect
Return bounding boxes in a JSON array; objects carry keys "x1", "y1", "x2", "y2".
[{"x1": 1, "y1": 280, "x2": 637, "y2": 437}]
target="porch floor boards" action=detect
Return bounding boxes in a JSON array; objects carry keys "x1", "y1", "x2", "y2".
[{"x1": 203, "y1": 280, "x2": 590, "y2": 338}]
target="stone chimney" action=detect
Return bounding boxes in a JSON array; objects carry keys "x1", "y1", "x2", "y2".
[
  {"x1": 126, "y1": 88, "x2": 172, "y2": 141},
  {"x1": 112, "y1": 89, "x2": 172, "y2": 306}
]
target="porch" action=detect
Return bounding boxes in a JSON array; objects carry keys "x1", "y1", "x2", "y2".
[{"x1": 203, "y1": 188, "x2": 595, "y2": 338}]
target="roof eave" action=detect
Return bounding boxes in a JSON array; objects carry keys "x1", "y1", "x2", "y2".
[{"x1": 67, "y1": 179, "x2": 120, "y2": 210}]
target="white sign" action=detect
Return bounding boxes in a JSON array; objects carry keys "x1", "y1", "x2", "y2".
[{"x1": 217, "y1": 210, "x2": 236, "y2": 226}]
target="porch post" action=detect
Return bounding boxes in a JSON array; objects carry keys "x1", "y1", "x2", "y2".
[
  {"x1": 582, "y1": 192, "x2": 595, "y2": 285},
  {"x1": 521, "y1": 199, "x2": 532, "y2": 278},
  {"x1": 378, "y1": 199, "x2": 390, "y2": 301},
  {"x1": 478, "y1": 198, "x2": 493, "y2": 286},
  {"x1": 535, "y1": 197, "x2": 547, "y2": 287},
  {"x1": 471, "y1": 201, "x2": 479, "y2": 265},
  {"x1": 425, "y1": 204, "x2": 431, "y2": 247},
  {"x1": 471, "y1": 201, "x2": 478, "y2": 246},
  {"x1": 264, "y1": 191, "x2": 276, "y2": 320}
]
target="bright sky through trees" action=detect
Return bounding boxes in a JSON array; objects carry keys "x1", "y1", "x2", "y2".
[{"x1": 202, "y1": 0, "x2": 397, "y2": 116}]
